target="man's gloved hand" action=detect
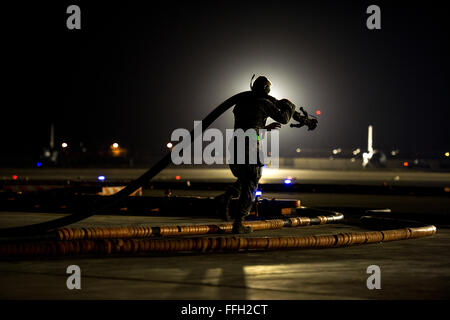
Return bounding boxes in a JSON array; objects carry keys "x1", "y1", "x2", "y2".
[
  {"x1": 292, "y1": 111, "x2": 304, "y2": 123},
  {"x1": 264, "y1": 122, "x2": 282, "y2": 131},
  {"x1": 291, "y1": 109, "x2": 318, "y2": 130}
]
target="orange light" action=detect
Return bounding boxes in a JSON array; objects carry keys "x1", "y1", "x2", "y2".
[
  {"x1": 12, "y1": 175, "x2": 18, "y2": 180},
  {"x1": 403, "y1": 162, "x2": 409, "y2": 167},
  {"x1": 175, "y1": 175, "x2": 181, "y2": 180},
  {"x1": 315, "y1": 110, "x2": 321, "y2": 115}
]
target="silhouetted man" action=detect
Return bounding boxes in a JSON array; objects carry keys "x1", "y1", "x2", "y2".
[{"x1": 221, "y1": 75, "x2": 297, "y2": 233}]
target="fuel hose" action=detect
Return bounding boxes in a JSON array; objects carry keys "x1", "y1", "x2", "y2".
[{"x1": 0, "y1": 223, "x2": 436, "y2": 257}]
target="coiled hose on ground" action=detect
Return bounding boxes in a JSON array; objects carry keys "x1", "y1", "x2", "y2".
[{"x1": 0, "y1": 210, "x2": 437, "y2": 257}]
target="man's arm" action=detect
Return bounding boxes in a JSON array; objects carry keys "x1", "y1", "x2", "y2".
[{"x1": 259, "y1": 97, "x2": 296, "y2": 124}]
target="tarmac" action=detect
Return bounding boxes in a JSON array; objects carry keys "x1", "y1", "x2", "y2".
[
  {"x1": 2, "y1": 167, "x2": 450, "y2": 186},
  {"x1": 0, "y1": 189, "x2": 449, "y2": 300}
]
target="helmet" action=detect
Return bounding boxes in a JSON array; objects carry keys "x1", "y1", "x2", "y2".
[{"x1": 250, "y1": 75, "x2": 271, "y2": 95}]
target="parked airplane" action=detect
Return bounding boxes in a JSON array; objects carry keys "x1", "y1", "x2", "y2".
[{"x1": 362, "y1": 125, "x2": 387, "y2": 168}]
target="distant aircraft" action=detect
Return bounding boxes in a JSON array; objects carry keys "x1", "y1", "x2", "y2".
[
  {"x1": 40, "y1": 124, "x2": 59, "y2": 165},
  {"x1": 362, "y1": 125, "x2": 386, "y2": 168}
]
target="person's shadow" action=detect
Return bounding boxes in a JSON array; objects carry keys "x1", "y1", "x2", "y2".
[{"x1": 165, "y1": 252, "x2": 248, "y2": 300}]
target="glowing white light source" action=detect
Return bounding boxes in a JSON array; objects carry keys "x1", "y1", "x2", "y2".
[
  {"x1": 61, "y1": 142, "x2": 68, "y2": 148},
  {"x1": 97, "y1": 175, "x2": 106, "y2": 181},
  {"x1": 284, "y1": 179, "x2": 292, "y2": 185},
  {"x1": 255, "y1": 190, "x2": 262, "y2": 196},
  {"x1": 332, "y1": 148, "x2": 341, "y2": 155},
  {"x1": 296, "y1": 148, "x2": 301, "y2": 153},
  {"x1": 112, "y1": 143, "x2": 119, "y2": 149},
  {"x1": 167, "y1": 142, "x2": 173, "y2": 149}
]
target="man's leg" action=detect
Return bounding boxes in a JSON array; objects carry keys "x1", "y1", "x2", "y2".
[
  {"x1": 232, "y1": 165, "x2": 261, "y2": 234},
  {"x1": 227, "y1": 179, "x2": 242, "y2": 198},
  {"x1": 216, "y1": 179, "x2": 241, "y2": 221},
  {"x1": 216, "y1": 165, "x2": 242, "y2": 221}
]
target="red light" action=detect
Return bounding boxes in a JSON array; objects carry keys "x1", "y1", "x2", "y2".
[
  {"x1": 175, "y1": 175, "x2": 181, "y2": 180},
  {"x1": 12, "y1": 175, "x2": 18, "y2": 180},
  {"x1": 315, "y1": 110, "x2": 321, "y2": 115},
  {"x1": 403, "y1": 162, "x2": 409, "y2": 167}
]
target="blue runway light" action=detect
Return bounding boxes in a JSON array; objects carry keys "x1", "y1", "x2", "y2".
[
  {"x1": 36, "y1": 162, "x2": 42, "y2": 167},
  {"x1": 284, "y1": 179, "x2": 292, "y2": 185},
  {"x1": 97, "y1": 175, "x2": 106, "y2": 182},
  {"x1": 255, "y1": 190, "x2": 262, "y2": 196}
]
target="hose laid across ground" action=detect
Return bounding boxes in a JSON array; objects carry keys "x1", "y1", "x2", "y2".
[
  {"x1": 0, "y1": 224, "x2": 436, "y2": 257},
  {"x1": 0, "y1": 210, "x2": 344, "y2": 242}
]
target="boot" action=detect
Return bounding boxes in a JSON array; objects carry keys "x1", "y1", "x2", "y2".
[{"x1": 232, "y1": 220, "x2": 253, "y2": 234}]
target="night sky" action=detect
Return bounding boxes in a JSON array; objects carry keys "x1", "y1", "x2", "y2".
[{"x1": 3, "y1": 0, "x2": 449, "y2": 161}]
